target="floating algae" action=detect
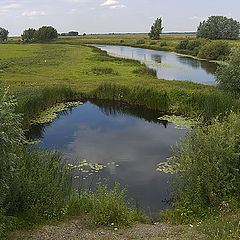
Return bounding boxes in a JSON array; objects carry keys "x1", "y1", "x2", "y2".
[
  {"x1": 66, "y1": 159, "x2": 120, "y2": 180},
  {"x1": 158, "y1": 115, "x2": 195, "y2": 130},
  {"x1": 31, "y1": 101, "x2": 83, "y2": 124}
]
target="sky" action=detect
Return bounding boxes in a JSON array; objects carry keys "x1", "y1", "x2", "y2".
[{"x1": 0, "y1": 0, "x2": 239, "y2": 36}]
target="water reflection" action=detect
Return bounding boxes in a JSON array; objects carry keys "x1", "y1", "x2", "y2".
[
  {"x1": 28, "y1": 100, "x2": 187, "y2": 213},
  {"x1": 94, "y1": 45, "x2": 218, "y2": 84}
]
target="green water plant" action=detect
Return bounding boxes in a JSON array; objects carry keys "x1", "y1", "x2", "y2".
[{"x1": 31, "y1": 101, "x2": 83, "y2": 124}]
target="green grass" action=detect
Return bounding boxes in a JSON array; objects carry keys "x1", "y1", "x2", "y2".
[{"x1": 0, "y1": 41, "x2": 239, "y2": 122}]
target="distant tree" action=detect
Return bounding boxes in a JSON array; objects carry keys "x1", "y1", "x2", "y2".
[
  {"x1": 21, "y1": 28, "x2": 36, "y2": 42},
  {"x1": 83, "y1": 33, "x2": 86, "y2": 36},
  {"x1": 148, "y1": 18, "x2": 164, "y2": 40},
  {"x1": 35, "y1": 26, "x2": 58, "y2": 41},
  {"x1": 216, "y1": 47, "x2": 240, "y2": 93},
  {"x1": 0, "y1": 27, "x2": 9, "y2": 42},
  {"x1": 197, "y1": 16, "x2": 240, "y2": 40},
  {"x1": 68, "y1": 31, "x2": 78, "y2": 36}
]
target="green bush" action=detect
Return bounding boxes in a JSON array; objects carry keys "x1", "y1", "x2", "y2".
[
  {"x1": 0, "y1": 90, "x2": 25, "y2": 237},
  {"x1": 176, "y1": 39, "x2": 190, "y2": 50},
  {"x1": 197, "y1": 41, "x2": 230, "y2": 60},
  {"x1": 169, "y1": 112, "x2": 240, "y2": 214},
  {"x1": 160, "y1": 41, "x2": 167, "y2": 47},
  {"x1": 136, "y1": 40, "x2": 145, "y2": 44},
  {"x1": 6, "y1": 147, "x2": 71, "y2": 221},
  {"x1": 216, "y1": 47, "x2": 240, "y2": 93}
]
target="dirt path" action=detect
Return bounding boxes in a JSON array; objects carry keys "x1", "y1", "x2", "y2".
[{"x1": 9, "y1": 217, "x2": 198, "y2": 240}]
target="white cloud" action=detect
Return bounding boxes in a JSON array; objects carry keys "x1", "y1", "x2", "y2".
[
  {"x1": 190, "y1": 16, "x2": 202, "y2": 20},
  {"x1": 109, "y1": 4, "x2": 126, "y2": 9},
  {"x1": 1, "y1": 3, "x2": 21, "y2": 9},
  {"x1": 68, "y1": 8, "x2": 78, "y2": 14},
  {"x1": 22, "y1": 11, "x2": 46, "y2": 17},
  {"x1": 100, "y1": 0, "x2": 119, "y2": 6}
]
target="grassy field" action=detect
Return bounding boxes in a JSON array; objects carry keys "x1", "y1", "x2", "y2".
[{"x1": 1, "y1": 38, "x2": 239, "y2": 123}]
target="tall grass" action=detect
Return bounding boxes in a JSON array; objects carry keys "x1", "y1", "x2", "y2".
[
  {"x1": 89, "y1": 83, "x2": 170, "y2": 112},
  {"x1": 14, "y1": 86, "x2": 84, "y2": 127},
  {"x1": 68, "y1": 183, "x2": 148, "y2": 227}
]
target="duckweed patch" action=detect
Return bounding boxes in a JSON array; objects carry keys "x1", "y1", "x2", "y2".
[{"x1": 31, "y1": 101, "x2": 83, "y2": 124}]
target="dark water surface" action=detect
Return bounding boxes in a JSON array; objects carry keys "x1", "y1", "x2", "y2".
[
  {"x1": 94, "y1": 45, "x2": 218, "y2": 85},
  {"x1": 29, "y1": 100, "x2": 187, "y2": 213}
]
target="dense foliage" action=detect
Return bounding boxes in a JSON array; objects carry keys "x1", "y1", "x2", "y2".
[
  {"x1": 196, "y1": 16, "x2": 240, "y2": 40},
  {"x1": 21, "y1": 28, "x2": 36, "y2": 42},
  {"x1": 148, "y1": 17, "x2": 163, "y2": 40},
  {"x1": 216, "y1": 47, "x2": 240, "y2": 93},
  {"x1": 175, "y1": 39, "x2": 208, "y2": 56},
  {"x1": 176, "y1": 39, "x2": 230, "y2": 60},
  {"x1": 197, "y1": 41, "x2": 230, "y2": 60},
  {"x1": 21, "y1": 26, "x2": 58, "y2": 42},
  {"x1": 0, "y1": 91, "x2": 25, "y2": 235},
  {"x1": 35, "y1": 26, "x2": 58, "y2": 41},
  {"x1": 169, "y1": 112, "x2": 240, "y2": 213},
  {"x1": 0, "y1": 27, "x2": 8, "y2": 42}
]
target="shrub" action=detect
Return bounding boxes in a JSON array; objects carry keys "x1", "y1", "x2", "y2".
[
  {"x1": 176, "y1": 39, "x2": 189, "y2": 50},
  {"x1": 216, "y1": 47, "x2": 240, "y2": 93},
  {"x1": 6, "y1": 147, "x2": 71, "y2": 221},
  {"x1": 0, "y1": 90, "x2": 24, "y2": 213},
  {"x1": 160, "y1": 41, "x2": 167, "y2": 47},
  {"x1": 168, "y1": 112, "x2": 240, "y2": 214},
  {"x1": 197, "y1": 41, "x2": 230, "y2": 60},
  {"x1": 136, "y1": 40, "x2": 145, "y2": 45}
]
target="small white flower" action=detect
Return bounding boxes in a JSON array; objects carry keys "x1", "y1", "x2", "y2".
[
  {"x1": 111, "y1": 222, "x2": 114, "y2": 226},
  {"x1": 189, "y1": 224, "x2": 193, "y2": 227},
  {"x1": 114, "y1": 227, "x2": 118, "y2": 231}
]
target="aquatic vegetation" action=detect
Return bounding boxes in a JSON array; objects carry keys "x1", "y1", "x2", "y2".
[
  {"x1": 157, "y1": 115, "x2": 195, "y2": 129},
  {"x1": 31, "y1": 101, "x2": 83, "y2": 124},
  {"x1": 66, "y1": 159, "x2": 120, "y2": 180},
  {"x1": 156, "y1": 157, "x2": 177, "y2": 174}
]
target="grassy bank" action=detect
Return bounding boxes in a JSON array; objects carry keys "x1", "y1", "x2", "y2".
[{"x1": 0, "y1": 42, "x2": 239, "y2": 123}]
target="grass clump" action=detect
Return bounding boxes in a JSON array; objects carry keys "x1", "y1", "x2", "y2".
[
  {"x1": 91, "y1": 67, "x2": 118, "y2": 75},
  {"x1": 132, "y1": 66, "x2": 157, "y2": 77},
  {"x1": 68, "y1": 183, "x2": 147, "y2": 228}
]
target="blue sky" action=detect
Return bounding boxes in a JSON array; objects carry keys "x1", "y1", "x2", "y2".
[{"x1": 0, "y1": 0, "x2": 239, "y2": 36}]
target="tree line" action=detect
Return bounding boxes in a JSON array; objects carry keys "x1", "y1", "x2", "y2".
[{"x1": 149, "y1": 15, "x2": 240, "y2": 40}]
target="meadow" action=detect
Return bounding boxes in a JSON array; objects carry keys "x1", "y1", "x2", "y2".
[{"x1": 1, "y1": 36, "x2": 239, "y2": 124}]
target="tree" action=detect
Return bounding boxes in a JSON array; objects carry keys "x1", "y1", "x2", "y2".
[
  {"x1": 0, "y1": 27, "x2": 9, "y2": 42},
  {"x1": 148, "y1": 17, "x2": 164, "y2": 40},
  {"x1": 35, "y1": 26, "x2": 58, "y2": 41},
  {"x1": 216, "y1": 47, "x2": 240, "y2": 93},
  {"x1": 197, "y1": 16, "x2": 240, "y2": 40},
  {"x1": 21, "y1": 28, "x2": 36, "y2": 42},
  {"x1": 68, "y1": 31, "x2": 78, "y2": 36}
]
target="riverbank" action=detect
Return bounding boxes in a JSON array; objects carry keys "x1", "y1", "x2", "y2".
[{"x1": 0, "y1": 42, "x2": 238, "y2": 125}]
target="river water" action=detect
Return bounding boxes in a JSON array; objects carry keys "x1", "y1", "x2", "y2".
[
  {"x1": 93, "y1": 45, "x2": 218, "y2": 85},
  {"x1": 29, "y1": 100, "x2": 187, "y2": 213}
]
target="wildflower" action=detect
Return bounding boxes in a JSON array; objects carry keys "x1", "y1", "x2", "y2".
[
  {"x1": 111, "y1": 223, "x2": 114, "y2": 226},
  {"x1": 114, "y1": 227, "x2": 118, "y2": 231}
]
